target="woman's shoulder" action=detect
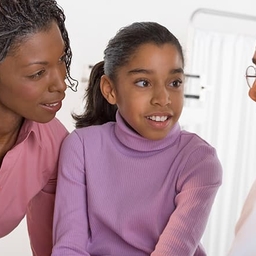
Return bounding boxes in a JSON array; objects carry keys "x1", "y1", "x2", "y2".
[
  {"x1": 46, "y1": 117, "x2": 68, "y2": 132},
  {"x1": 37, "y1": 117, "x2": 67, "y2": 131},
  {"x1": 32, "y1": 117, "x2": 69, "y2": 143}
]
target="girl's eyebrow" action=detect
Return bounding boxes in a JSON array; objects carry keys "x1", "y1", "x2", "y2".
[
  {"x1": 128, "y1": 67, "x2": 184, "y2": 75},
  {"x1": 171, "y1": 68, "x2": 184, "y2": 74}
]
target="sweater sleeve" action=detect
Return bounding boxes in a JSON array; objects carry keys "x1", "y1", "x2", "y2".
[
  {"x1": 52, "y1": 131, "x2": 90, "y2": 256},
  {"x1": 151, "y1": 145, "x2": 222, "y2": 256}
]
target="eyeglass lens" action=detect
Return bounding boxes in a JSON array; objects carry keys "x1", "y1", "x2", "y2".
[{"x1": 246, "y1": 66, "x2": 256, "y2": 88}]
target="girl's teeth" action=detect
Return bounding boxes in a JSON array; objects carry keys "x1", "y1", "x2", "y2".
[{"x1": 148, "y1": 116, "x2": 168, "y2": 122}]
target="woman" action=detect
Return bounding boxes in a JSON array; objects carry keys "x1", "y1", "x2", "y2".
[
  {"x1": 0, "y1": 0, "x2": 77, "y2": 255},
  {"x1": 227, "y1": 49, "x2": 256, "y2": 256}
]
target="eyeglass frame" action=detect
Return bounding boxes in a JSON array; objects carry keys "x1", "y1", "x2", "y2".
[{"x1": 245, "y1": 65, "x2": 256, "y2": 88}]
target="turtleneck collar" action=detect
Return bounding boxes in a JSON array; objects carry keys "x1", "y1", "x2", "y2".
[{"x1": 114, "y1": 111, "x2": 181, "y2": 152}]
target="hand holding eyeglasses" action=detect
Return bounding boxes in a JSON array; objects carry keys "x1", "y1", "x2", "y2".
[{"x1": 246, "y1": 66, "x2": 256, "y2": 88}]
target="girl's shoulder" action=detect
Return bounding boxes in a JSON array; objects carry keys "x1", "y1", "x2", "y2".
[
  {"x1": 178, "y1": 129, "x2": 217, "y2": 155},
  {"x1": 46, "y1": 117, "x2": 68, "y2": 134},
  {"x1": 68, "y1": 121, "x2": 115, "y2": 143}
]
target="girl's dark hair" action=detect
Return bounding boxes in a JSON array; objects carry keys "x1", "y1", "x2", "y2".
[
  {"x1": 0, "y1": 0, "x2": 77, "y2": 90},
  {"x1": 73, "y1": 21, "x2": 184, "y2": 128}
]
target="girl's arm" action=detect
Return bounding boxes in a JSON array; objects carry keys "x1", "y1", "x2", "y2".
[
  {"x1": 52, "y1": 131, "x2": 90, "y2": 256},
  {"x1": 151, "y1": 146, "x2": 222, "y2": 256}
]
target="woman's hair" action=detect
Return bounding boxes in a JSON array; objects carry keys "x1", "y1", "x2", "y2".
[
  {"x1": 73, "y1": 21, "x2": 184, "y2": 128},
  {"x1": 0, "y1": 0, "x2": 77, "y2": 90}
]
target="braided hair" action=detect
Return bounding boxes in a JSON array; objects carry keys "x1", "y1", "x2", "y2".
[{"x1": 0, "y1": 0, "x2": 77, "y2": 90}]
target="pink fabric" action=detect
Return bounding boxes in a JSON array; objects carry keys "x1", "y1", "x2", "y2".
[{"x1": 0, "y1": 117, "x2": 68, "y2": 256}]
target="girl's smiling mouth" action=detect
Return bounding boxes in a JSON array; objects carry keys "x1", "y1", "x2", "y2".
[{"x1": 147, "y1": 115, "x2": 169, "y2": 122}]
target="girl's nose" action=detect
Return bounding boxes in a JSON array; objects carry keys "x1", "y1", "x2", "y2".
[{"x1": 151, "y1": 86, "x2": 171, "y2": 106}]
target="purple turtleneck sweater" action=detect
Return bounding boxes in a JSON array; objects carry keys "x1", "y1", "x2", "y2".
[{"x1": 52, "y1": 112, "x2": 222, "y2": 256}]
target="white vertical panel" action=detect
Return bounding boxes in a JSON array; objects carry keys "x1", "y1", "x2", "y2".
[{"x1": 183, "y1": 17, "x2": 256, "y2": 255}]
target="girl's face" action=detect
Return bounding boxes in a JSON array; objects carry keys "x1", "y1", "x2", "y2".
[
  {"x1": 105, "y1": 43, "x2": 184, "y2": 141},
  {"x1": 248, "y1": 50, "x2": 256, "y2": 101},
  {"x1": 0, "y1": 21, "x2": 67, "y2": 123}
]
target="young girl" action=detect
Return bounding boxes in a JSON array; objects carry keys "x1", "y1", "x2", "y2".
[
  {"x1": 52, "y1": 22, "x2": 222, "y2": 256},
  {"x1": 0, "y1": 0, "x2": 76, "y2": 255}
]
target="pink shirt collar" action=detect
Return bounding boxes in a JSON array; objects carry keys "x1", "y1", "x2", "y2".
[{"x1": 16, "y1": 119, "x2": 42, "y2": 148}]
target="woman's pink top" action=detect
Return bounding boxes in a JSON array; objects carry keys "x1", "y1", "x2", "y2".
[{"x1": 0, "y1": 117, "x2": 68, "y2": 256}]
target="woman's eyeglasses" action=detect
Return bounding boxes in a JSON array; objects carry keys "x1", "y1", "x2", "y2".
[{"x1": 246, "y1": 65, "x2": 256, "y2": 88}]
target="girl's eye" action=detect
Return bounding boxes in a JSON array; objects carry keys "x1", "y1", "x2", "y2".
[
  {"x1": 170, "y1": 79, "x2": 183, "y2": 88},
  {"x1": 135, "y1": 79, "x2": 150, "y2": 87}
]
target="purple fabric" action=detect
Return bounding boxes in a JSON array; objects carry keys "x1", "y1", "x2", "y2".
[{"x1": 52, "y1": 112, "x2": 222, "y2": 256}]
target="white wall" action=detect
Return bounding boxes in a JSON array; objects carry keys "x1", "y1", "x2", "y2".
[
  {"x1": 56, "y1": 0, "x2": 256, "y2": 132},
  {"x1": 1, "y1": 0, "x2": 256, "y2": 255}
]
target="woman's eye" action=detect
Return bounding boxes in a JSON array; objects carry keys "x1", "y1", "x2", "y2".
[
  {"x1": 170, "y1": 79, "x2": 183, "y2": 88},
  {"x1": 59, "y1": 54, "x2": 66, "y2": 63},
  {"x1": 135, "y1": 80, "x2": 150, "y2": 87},
  {"x1": 29, "y1": 70, "x2": 45, "y2": 79}
]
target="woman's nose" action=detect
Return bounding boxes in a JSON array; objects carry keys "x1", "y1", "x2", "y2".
[{"x1": 49, "y1": 67, "x2": 67, "y2": 93}]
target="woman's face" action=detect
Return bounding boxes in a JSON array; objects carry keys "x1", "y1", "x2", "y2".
[
  {"x1": 0, "y1": 21, "x2": 67, "y2": 123},
  {"x1": 103, "y1": 43, "x2": 184, "y2": 141},
  {"x1": 248, "y1": 50, "x2": 256, "y2": 101}
]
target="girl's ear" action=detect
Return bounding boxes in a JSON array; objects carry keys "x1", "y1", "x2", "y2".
[{"x1": 100, "y1": 75, "x2": 117, "y2": 105}]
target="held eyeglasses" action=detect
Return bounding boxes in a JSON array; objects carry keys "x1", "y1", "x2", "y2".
[{"x1": 246, "y1": 65, "x2": 256, "y2": 88}]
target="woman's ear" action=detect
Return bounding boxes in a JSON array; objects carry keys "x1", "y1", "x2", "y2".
[{"x1": 100, "y1": 75, "x2": 117, "y2": 105}]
